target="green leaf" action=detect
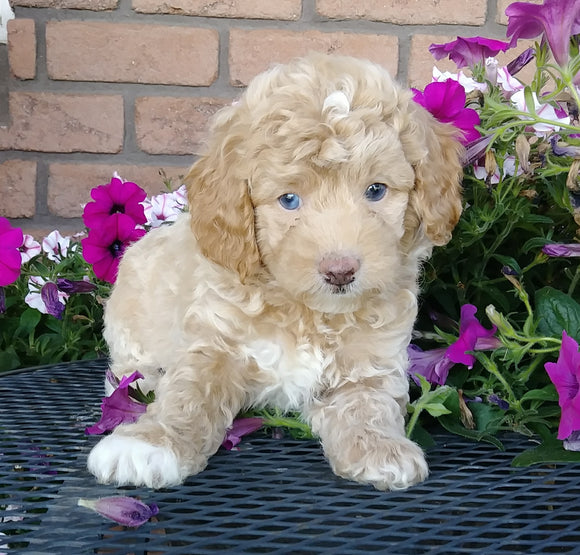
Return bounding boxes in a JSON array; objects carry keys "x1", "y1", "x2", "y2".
[
  {"x1": 512, "y1": 442, "x2": 580, "y2": 467},
  {"x1": 424, "y1": 403, "x2": 452, "y2": 417},
  {"x1": 520, "y1": 384, "x2": 558, "y2": 403},
  {"x1": 0, "y1": 347, "x2": 21, "y2": 372},
  {"x1": 17, "y1": 308, "x2": 42, "y2": 337},
  {"x1": 536, "y1": 286, "x2": 580, "y2": 341}
]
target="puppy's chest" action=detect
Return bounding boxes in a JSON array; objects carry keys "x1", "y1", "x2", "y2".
[{"x1": 243, "y1": 336, "x2": 331, "y2": 411}]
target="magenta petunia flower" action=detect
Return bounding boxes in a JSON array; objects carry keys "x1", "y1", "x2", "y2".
[
  {"x1": 222, "y1": 417, "x2": 264, "y2": 450},
  {"x1": 85, "y1": 371, "x2": 147, "y2": 435},
  {"x1": 543, "y1": 243, "x2": 580, "y2": 257},
  {"x1": 83, "y1": 177, "x2": 147, "y2": 229},
  {"x1": 412, "y1": 79, "x2": 481, "y2": 145},
  {"x1": 545, "y1": 331, "x2": 580, "y2": 440},
  {"x1": 429, "y1": 36, "x2": 511, "y2": 68},
  {"x1": 446, "y1": 304, "x2": 499, "y2": 368},
  {"x1": 78, "y1": 496, "x2": 158, "y2": 527},
  {"x1": 505, "y1": 0, "x2": 580, "y2": 67},
  {"x1": 408, "y1": 304, "x2": 500, "y2": 385},
  {"x1": 81, "y1": 213, "x2": 146, "y2": 284},
  {"x1": 0, "y1": 217, "x2": 24, "y2": 287}
]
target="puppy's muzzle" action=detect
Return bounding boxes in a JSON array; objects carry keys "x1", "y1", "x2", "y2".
[{"x1": 319, "y1": 254, "x2": 361, "y2": 288}]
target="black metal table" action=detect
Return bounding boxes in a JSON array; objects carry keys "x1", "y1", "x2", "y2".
[{"x1": 1, "y1": 360, "x2": 580, "y2": 554}]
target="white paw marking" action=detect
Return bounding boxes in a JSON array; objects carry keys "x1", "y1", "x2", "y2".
[{"x1": 87, "y1": 435, "x2": 182, "y2": 489}]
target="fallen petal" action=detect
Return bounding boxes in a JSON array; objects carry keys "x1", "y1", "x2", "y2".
[{"x1": 78, "y1": 496, "x2": 159, "y2": 527}]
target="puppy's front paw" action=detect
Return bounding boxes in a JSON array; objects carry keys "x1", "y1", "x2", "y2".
[
  {"x1": 328, "y1": 435, "x2": 428, "y2": 491},
  {"x1": 87, "y1": 435, "x2": 186, "y2": 489}
]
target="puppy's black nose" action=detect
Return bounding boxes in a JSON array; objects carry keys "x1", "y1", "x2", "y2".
[{"x1": 319, "y1": 255, "x2": 360, "y2": 286}]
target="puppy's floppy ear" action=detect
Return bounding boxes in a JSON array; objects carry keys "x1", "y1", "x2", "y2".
[
  {"x1": 403, "y1": 103, "x2": 464, "y2": 247},
  {"x1": 185, "y1": 108, "x2": 261, "y2": 282}
]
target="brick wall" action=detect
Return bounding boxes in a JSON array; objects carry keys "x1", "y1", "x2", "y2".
[{"x1": 2, "y1": 0, "x2": 535, "y2": 236}]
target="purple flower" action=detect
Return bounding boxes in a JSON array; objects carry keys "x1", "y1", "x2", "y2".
[
  {"x1": 222, "y1": 418, "x2": 263, "y2": 450},
  {"x1": 545, "y1": 331, "x2": 580, "y2": 440},
  {"x1": 0, "y1": 217, "x2": 23, "y2": 287},
  {"x1": 86, "y1": 371, "x2": 147, "y2": 435},
  {"x1": 56, "y1": 277, "x2": 97, "y2": 294},
  {"x1": 409, "y1": 304, "x2": 500, "y2": 385},
  {"x1": 488, "y1": 394, "x2": 510, "y2": 410},
  {"x1": 78, "y1": 496, "x2": 158, "y2": 527},
  {"x1": 408, "y1": 345, "x2": 455, "y2": 386},
  {"x1": 83, "y1": 177, "x2": 147, "y2": 230},
  {"x1": 25, "y1": 276, "x2": 69, "y2": 316},
  {"x1": 412, "y1": 79, "x2": 481, "y2": 145},
  {"x1": 550, "y1": 135, "x2": 580, "y2": 158},
  {"x1": 446, "y1": 304, "x2": 499, "y2": 368},
  {"x1": 506, "y1": 47, "x2": 536, "y2": 76},
  {"x1": 542, "y1": 243, "x2": 580, "y2": 257},
  {"x1": 429, "y1": 36, "x2": 511, "y2": 68},
  {"x1": 40, "y1": 282, "x2": 66, "y2": 319},
  {"x1": 81, "y1": 213, "x2": 146, "y2": 284},
  {"x1": 506, "y1": 0, "x2": 580, "y2": 67},
  {"x1": 0, "y1": 287, "x2": 5, "y2": 314}
]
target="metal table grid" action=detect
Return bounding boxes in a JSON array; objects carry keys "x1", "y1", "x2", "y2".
[{"x1": 1, "y1": 360, "x2": 580, "y2": 554}]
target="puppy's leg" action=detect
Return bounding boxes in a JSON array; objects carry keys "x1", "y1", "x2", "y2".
[
  {"x1": 88, "y1": 351, "x2": 248, "y2": 488},
  {"x1": 306, "y1": 378, "x2": 428, "y2": 491}
]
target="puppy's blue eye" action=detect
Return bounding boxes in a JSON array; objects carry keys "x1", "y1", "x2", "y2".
[
  {"x1": 365, "y1": 183, "x2": 387, "y2": 202},
  {"x1": 279, "y1": 193, "x2": 301, "y2": 210}
]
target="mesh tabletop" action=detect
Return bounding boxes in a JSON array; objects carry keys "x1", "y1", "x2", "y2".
[{"x1": 1, "y1": 360, "x2": 580, "y2": 554}]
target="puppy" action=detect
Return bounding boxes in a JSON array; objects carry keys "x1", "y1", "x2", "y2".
[{"x1": 87, "y1": 53, "x2": 463, "y2": 491}]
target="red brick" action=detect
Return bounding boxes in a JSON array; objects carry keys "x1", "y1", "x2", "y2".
[
  {"x1": 48, "y1": 164, "x2": 190, "y2": 218},
  {"x1": 0, "y1": 160, "x2": 37, "y2": 218},
  {"x1": 229, "y1": 29, "x2": 399, "y2": 87},
  {"x1": 0, "y1": 92, "x2": 123, "y2": 153},
  {"x1": 132, "y1": 0, "x2": 301, "y2": 19},
  {"x1": 317, "y1": 0, "x2": 487, "y2": 25},
  {"x1": 135, "y1": 97, "x2": 230, "y2": 156},
  {"x1": 497, "y1": 0, "x2": 542, "y2": 24},
  {"x1": 46, "y1": 22, "x2": 218, "y2": 86},
  {"x1": 11, "y1": 0, "x2": 118, "y2": 8},
  {"x1": 7, "y1": 19, "x2": 36, "y2": 80}
]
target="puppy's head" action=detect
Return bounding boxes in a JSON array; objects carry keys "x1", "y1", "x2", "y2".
[{"x1": 186, "y1": 53, "x2": 463, "y2": 311}]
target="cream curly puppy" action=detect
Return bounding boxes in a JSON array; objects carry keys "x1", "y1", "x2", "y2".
[{"x1": 87, "y1": 53, "x2": 463, "y2": 491}]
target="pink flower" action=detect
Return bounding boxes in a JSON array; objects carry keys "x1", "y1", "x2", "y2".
[
  {"x1": 81, "y1": 213, "x2": 146, "y2": 284},
  {"x1": 83, "y1": 177, "x2": 147, "y2": 229},
  {"x1": 0, "y1": 217, "x2": 23, "y2": 286},
  {"x1": 19, "y1": 234, "x2": 41, "y2": 263},
  {"x1": 446, "y1": 304, "x2": 499, "y2": 368},
  {"x1": 429, "y1": 36, "x2": 511, "y2": 68},
  {"x1": 42, "y1": 230, "x2": 70, "y2": 262},
  {"x1": 506, "y1": 0, "x2": 580, "y2": 67},
  {"x1": 222, "y1": 418, "x2": 264, "y2": 450},
  {"x1": 412, "y1": 79, "x2": 481, "y2": 145},
  {"x1": 143, "y1": 186, "x2": 187, "y2": 228},
  {"x1": 545, "y1": 331, "x2": 580, "y2": 440},
  {"x1": 86, "y1": 371, "x2": 148, "y2": 435},
  {"x1": 511, "y1": 90, "x2": 571, "y2": 134}
]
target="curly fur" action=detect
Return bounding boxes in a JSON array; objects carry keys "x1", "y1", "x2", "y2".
[{"x1": 87, "y1": 53, "x2": 463, "y2": 491}]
